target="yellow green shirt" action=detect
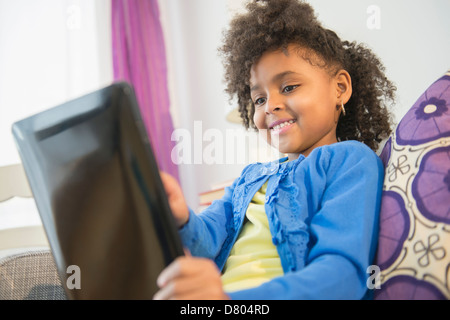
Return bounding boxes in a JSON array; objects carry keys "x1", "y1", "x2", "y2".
[{"x1": 221, "y1": 181, "x2": 284, "y2": 292}]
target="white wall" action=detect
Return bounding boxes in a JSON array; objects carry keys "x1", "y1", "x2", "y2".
[{"x1": 159, "y1": 0, "x2": 450, "y2": 210}]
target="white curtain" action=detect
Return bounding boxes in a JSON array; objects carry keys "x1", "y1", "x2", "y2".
[
  {"x1": 0, "y1": 0, "x2": 113, "y2": 229},
  {"x1": 0, "y1": 0, "x2": 113, "y2": 167}
]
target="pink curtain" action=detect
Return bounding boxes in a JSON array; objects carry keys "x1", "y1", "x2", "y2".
[{"x1": 111, "y1": 0, "x2": 179, "y2": 181}]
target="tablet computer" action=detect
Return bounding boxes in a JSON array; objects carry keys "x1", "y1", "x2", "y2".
[{"x1": 12, "y1": 82, "x2": 184, "y2": 299}]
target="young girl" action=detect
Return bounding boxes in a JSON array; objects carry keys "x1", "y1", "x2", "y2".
[{"x1": 154, "y1": 0, "x2": 395, "y2": 300}]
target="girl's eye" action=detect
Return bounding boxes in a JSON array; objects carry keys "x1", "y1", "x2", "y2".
[
  {"x1": 254, "y1": 97, "x2": 266, "y2": 105},
  {"x1": 282, "y1": 85, "x2": 299, "y2": 93}
]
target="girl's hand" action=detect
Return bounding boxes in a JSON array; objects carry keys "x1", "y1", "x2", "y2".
[
  {"x1": 159, "y1": 171, "x2": 189, "y2": 228},
  {"x1": 153, "y1": 255, "x2": 230, "y2": 300}
]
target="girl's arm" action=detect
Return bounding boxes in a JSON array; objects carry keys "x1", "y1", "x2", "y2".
[
  {"x1": 171, "y1": 163, "x2": 253, "y2": 260},
  {"x1": 160, "y1": 171, "x2": 237, "y2": 260},
  {"x1": 177, "y1": 182, "x2": 236, "y2": 260},
  {"x1": 156, "y1": 172, "x2": 243, "y2": 300}
]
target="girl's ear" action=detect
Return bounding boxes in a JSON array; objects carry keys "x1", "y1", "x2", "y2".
[{"x1": 335, "y1": 69, "x2": 352, "y2": 104}]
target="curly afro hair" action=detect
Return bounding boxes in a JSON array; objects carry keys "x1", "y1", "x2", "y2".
[{"x1": 219, "y1": 0, "x2": 396, "y2": 152}]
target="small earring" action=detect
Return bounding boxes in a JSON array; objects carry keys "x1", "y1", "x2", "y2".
[{"x1": 341, "y1": 101, "x2": 346, "y2": 116}]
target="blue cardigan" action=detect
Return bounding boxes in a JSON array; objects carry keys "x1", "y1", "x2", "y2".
[{"x1": 179, "y1": 141, "x2": 384, "y2": 299}]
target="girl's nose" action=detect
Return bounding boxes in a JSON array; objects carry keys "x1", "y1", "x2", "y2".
[{"x1": 265, "y1": 97, "x2": 284, "y2": 114}]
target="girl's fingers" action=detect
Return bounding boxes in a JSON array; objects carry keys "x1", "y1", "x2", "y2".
[
  {"x1": 153, "y1": 272, "x2": 209, "y2": 300},
  {"x1": 156, "y1": 257, "x2": 183, "y2": 288},
  {"x1": 153, "y1": 256, "x2": 229, "y2": 300}
]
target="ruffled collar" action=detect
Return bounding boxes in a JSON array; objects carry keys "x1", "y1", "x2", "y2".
[{"x1": 260, "y1": 154, "x2": 305, "y2": 176}]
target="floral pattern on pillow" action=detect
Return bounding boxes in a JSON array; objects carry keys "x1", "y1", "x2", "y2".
[{"x1": 374, "y1": 71, "x2": 450, "y2": 300}]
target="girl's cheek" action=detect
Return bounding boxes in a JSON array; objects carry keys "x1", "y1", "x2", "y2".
[{"x1": 253, "y1": 111, "x2": 264, "y2": 129}]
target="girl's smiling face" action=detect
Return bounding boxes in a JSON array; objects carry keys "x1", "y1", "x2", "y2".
[{"x1": 250, "y1": 44, "x2": 352, "y2": 160}]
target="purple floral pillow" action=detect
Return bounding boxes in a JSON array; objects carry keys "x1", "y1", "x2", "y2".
[{"x1": 374, "y1": 71, "x2": 450, "y2": 300}]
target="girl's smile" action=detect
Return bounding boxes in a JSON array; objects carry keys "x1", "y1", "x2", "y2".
[
  {"x1": 250, "y1": 44, "x2": 352, "y2": 160},
  {"x1": 269, "y1": 118, "x2": 296, "y2": 134}
]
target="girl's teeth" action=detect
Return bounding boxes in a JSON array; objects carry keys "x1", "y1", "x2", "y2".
[{"x1": 273, "y1": 120, "x2": 295, "y2": 130}]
